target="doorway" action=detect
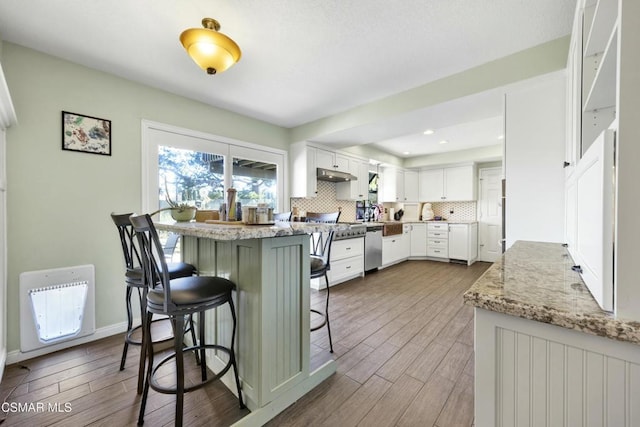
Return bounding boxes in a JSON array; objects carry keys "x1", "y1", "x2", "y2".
[{"x1": 478, "y1": 167, "x2": 502, "y2": 262}]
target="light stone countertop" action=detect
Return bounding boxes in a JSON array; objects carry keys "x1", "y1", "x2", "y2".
[
  {"x1": 400, "y1": 220, "x2": 478, "y2": 224},
  {"x1": 155, "y1": 220, "x2": 347, "y2": 241},
  {"x1": 463, "y1": 241, "x2": 640, "y2": 345}
]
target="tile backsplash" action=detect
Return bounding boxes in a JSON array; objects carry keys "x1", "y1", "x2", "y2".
[
  {"x1": 290, "y1": 181, "x2": 477, "y2": 222},
  {"x1": 430, "y1": 201, "x2": 477, "y2": 221},
  {"x1": 290, "y1": 180, "x2": 357, "y2": 221},
  {"x1": 384, "y1": 201, "x2": 477, "y2": 221}
]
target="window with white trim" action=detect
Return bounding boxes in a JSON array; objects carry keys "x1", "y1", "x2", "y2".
[{"x1": 142, "y1": 122, "x2": 286, "y2": 219}]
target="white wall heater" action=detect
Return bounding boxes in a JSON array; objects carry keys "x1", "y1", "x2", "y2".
[{"x1": 20, "y1": 264, "x2": 95, "y2": 352}]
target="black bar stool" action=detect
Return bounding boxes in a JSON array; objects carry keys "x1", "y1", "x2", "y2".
[
  {"x1": 110, "y1": 213, "x2": 197, "y2": 393},
  {"x1": 130, "y1": 213, "x2": 244, "y2": 426},
  {"x1": 306, "y1": 211, "x2": 340, "y2": 353}
]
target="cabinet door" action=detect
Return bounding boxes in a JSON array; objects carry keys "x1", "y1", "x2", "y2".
[
  {"x1": 382, "y1": 235, "x2": 405, "y2": 265},
  {"x1": 396, "y1": 169, "x2": 405, "y2": 202},
  {"x1": 358, "y1": 160, "x2": 370, "y2": 200},
  {"x1": 306, "y1": 147, "x2": 318, "y2": 197},
  {"x1": 336, "y1": 156, "x2": 358, "y2": 200},
  {"x1": 400, "y1": 227, "x2": 411, "y2": 260},
  {"x1": 316, "y1": 149, "x2": 335, "y2": 170},
  {"x1": 404, "y1": 170, "x2": 419, "y2": 202},
  {"x1": 419, "y1": 169, "x2": 444, "y2": 201},
  {"x1": 410, "y1": 223, "x2": 427, "y2": 256},
  {"x1": 379, "y1": 167, "x2": 398, "y2": 202},
  {"x1": 448, "y1": 224, "x2": 468, "y2": 260},
  {"x1": 334, "y1": 153, "x2": 350, "y2": 171},
  {"x1": 336, "y1": 158, "x2": 369, "y2": 200},
  {"x1": 290, "y1": 144, "x2": 317, "y2": 198},
  {"x1": 444, "y1": 166, "x2": 475, "y2": 201},
  {"x1": 381, "y1": 237, "x2": 394, "y2": 265}
]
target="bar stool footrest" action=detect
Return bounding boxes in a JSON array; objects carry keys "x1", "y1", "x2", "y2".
[
  {"x1": 149, "y1": 344, "x2": 236, "y2": 394},
  {"x1": 310, "y1": 308, "x2": 328, "y2": 331}
]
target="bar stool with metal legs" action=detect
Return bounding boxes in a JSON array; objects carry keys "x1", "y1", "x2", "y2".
[
  {"x1": 305, "y1": 211, "x2": 340, "y2": 353},
  {"x1": 130, "y1": 213, "x2": 244, "y2": 426},
  {"x1": 110, "y1": 213, "x2": 198, "y2": 393}
]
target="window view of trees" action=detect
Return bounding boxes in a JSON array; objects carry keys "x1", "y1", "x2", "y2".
[
  {"x1": 158, "y1": 147, "x2": 279, "y2": 222},
  {"x1": 232, "y1": 157, "x2": 277, "y2": 209},
  {"x1": 158, "y1": 146, "x2": 224, "y2": 221}
]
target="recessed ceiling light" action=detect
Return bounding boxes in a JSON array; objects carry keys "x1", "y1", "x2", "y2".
[
  {"x1": 403, "y1": 151, "x2": 410, "y2": 155},
  {"x1": 423, "y1": 129, "x2": 435, "y2": 135},
  {"x1": 439, "y1": 140, "x2": 449, "y2": 144},
  {"x1": 498, "y1": 135, "x2": 504, "y2": 140}
]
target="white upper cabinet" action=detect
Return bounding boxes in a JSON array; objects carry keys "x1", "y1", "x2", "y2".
[
  {"x1": 291, "y1": 142, "x2": 369, "y2": 199},
  {"x1": 315, "y1": 148, "x2": 334, "y2": 170},
  {"x1": 316, "y1": 148, "x2": 350, "y2": 171},
  {"x1": 379, "y1": 166, "x2": 402, "y2": 203},
  {"x1": 379, "y1": 167, "x2": 419, "y2": 203},
  {"x1": 419, "y1": 165, "x2": 476, "y2": 202},
  {"x1": 419, "y1": 169, "x2": 444, "y2": 201},
  {"x1": 403, "y1": 170, "x2": 419, "y2": 202},
  {"x1": 289, "y1": 141, "x2": 318, "y2": 198},
  {"x1": 336, "y1": 156, "x2": 369, "y2": 201}
]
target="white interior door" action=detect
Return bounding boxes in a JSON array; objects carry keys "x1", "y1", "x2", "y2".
[{"x1": 478, "y1": 167, "x2": 502, "y2": 262}]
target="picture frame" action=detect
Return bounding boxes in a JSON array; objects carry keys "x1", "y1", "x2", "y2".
[{"x1": 62, "y1": 111, "x2": 111, "y2": 156}]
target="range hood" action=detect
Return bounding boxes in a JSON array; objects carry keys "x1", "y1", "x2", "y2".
[{"x1": 316, "y1": 168, "x2": 358, "y2": 182}]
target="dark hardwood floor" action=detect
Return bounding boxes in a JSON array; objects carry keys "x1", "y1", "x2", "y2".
[{"x1": 0, "y1": 260, "x2": 489, "y2": 426}]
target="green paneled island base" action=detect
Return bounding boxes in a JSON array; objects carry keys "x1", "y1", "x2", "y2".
[{"x1": 156, "y1": 221, "x2": 347, "y2": 426}]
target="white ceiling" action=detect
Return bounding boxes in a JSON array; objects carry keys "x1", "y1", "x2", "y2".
[{"x1": 0, "y1": 0, "x2": 576, "y2": 158}]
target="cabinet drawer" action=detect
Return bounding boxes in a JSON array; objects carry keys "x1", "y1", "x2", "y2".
[
  {"x1": 427, "y1": 247, "x2": 448, "y2": 258},
  {"x1": 427, "y1": 231, "x2": 448, "y2": 239},
  {"x1": 329, "y1": 256, "x2": 364, "y2": 282},
  {"x1": 331, "y1": 238, "x2": 364, "y2": 260},
  {"x1": 427, "y1": 223, "x2": 449, "y2": 231},
  {"x1": 427, "y1": 239, "x2": 448, "y2": 248}
]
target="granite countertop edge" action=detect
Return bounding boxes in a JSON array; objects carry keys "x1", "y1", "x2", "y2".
[
  {"x1": 463, "y1": 241, "x2": 640, "y2": 346},
  {"x1": 155, "y1": 221, "x2": 347, "y2": 241},
  {"x1": 463, "y1": 290, "x2": 640, "y2": 345}
]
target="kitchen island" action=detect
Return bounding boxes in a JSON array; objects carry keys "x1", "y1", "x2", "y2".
[
  {"x1": 464, "y1": 241, "x2": 640, "y2": 426},
  {"x1": 156, "y1": 220, "x2": 347, "y2": 427}
]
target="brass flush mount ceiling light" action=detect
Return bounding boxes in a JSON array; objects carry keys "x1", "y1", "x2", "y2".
[{"x1": 179, "y1": 17, "x2": 241, "y2": 75}]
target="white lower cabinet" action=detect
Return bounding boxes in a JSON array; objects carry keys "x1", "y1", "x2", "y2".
[
  {"x1": 448, "y1": 223, "x2": 478, "y2": 265},
  {"x1": 409, "y1": 223, "x2": 427, "y2": 257},
  {"x1": 311, "y1": 237, "x2": 364, "y2": 289},
  {"x1": 382, "y1": 233, "x2": 409, "y2": 267},
  {"x1": 427, "y1": 222, "x2": 449, "y2": 259}
]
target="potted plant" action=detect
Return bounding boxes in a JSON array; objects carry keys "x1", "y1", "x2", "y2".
[
  {"x1": 150, "y1": 178, "x2": 197, "y2": 222},
  {"x1": 164, "y1": 180, "x2": 197, "y2": 221}
]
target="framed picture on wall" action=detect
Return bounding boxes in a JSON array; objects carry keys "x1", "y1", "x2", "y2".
[{"x1": 62, "y1": 111, "x2": 111, "y2": 156}]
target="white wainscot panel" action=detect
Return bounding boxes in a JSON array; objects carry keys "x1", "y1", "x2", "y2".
[{"x1": 476, "y1": 308, "x2": 640, "y2": 427}]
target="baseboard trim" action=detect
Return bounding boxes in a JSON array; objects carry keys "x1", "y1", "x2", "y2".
[{"x1": 6, "y1": 320, "x2": 131, "y2": 365}]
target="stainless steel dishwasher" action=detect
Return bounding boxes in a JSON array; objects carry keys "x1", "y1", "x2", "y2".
[{"x1": 364, "y1": 225, "x2": 383, "y2": 271}]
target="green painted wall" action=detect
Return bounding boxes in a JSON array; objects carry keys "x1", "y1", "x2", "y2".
[{"x1": 2, "y1": 42, "x2": 288, "y2": 352}]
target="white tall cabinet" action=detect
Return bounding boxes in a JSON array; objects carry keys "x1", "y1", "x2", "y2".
[{"x1": 564, "y1": 0, "x2": 640, "y2": 318}]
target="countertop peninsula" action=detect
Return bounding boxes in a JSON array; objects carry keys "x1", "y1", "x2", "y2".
[{"x1": 463, "y1": 240, "x2": 640, "y2": 345}]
